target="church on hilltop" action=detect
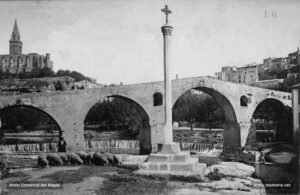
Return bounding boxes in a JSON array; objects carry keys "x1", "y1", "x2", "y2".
[{"x1": 0, "y1": 19, "x2": 53, "y2": 74}]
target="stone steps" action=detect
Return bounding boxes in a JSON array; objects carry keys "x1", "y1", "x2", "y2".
[
  {"x1": 135, "y1": 152, "x2": 206, "y2": 177},
  {"x1": 147, "y1": 151, "x2": 191, "y2": 163},
  {"x1": 136, "y1": 161, "x2": 206, "y2": 177},
  {"x1": 135, "y1": 143, "x2": 206, "y2": 177}
]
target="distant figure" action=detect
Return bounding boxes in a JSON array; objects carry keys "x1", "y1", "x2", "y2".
[
  {"x1": 58, "y1": 137, "x2": 66, "y2": 152},
  {"x1": 173, "y1": 122, "x2": 179, "y2": 129},
  {"x1": 268, "y1": 136, "x2": 272, "y2": 143},
  {"x1": 258, "y1": 148, "x2": 267, "y2": 162}
]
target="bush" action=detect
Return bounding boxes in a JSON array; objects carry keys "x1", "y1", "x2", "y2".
[
  {"x1": 207, "y1": 168, "x2": 223, "y2": 181},
  {"x1": 0, "y1": 158, "x2": 7, "y2": 172},
  {"x1": 54, "y1": 81, "x2": 64, "y2": 90},
  {"x1": 56, "y1": 69, "x2": 94, "y2": 82}
]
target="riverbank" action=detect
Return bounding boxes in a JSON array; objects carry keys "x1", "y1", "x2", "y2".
[{"x1": 1, "y1": 154, "x2": 265, "y2": 195}]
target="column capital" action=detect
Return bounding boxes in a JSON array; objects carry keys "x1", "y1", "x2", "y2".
[{"x1": 161, "y1": 25, "x2": 173, "y2": 36}]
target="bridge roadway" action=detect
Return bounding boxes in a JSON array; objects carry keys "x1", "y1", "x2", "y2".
[{"x1": 0, "y1": 76, "x2": 292, "y2": 155}]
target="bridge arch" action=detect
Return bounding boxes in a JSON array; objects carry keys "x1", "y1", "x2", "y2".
[
  {"x1": 81, "y1": 89, "x2": 153, "y2": 123},
  {"x1": 83, "y1": 94, "x2": 152, "y2": 154},
  {"x1": 0, "y1": 104, "x2": 64, "y2": 152},
  {"x1": 249, "y1": 98, "x2": 293, "y2": 145},
  {"x1": 173, "y1": 86, "x2": 237, "y2": 124},
  {"x1": 172, "y1": 84, "x2": 240, "y2": 149}
]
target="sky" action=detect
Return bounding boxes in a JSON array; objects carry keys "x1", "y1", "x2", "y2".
[{"x1": 0, "y1": 0, "x2": 299, "y2": 85}]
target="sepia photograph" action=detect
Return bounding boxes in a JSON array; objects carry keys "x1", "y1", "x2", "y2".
[{"x1": 0, "y1": 0, "x2": 299, "y2": 194}]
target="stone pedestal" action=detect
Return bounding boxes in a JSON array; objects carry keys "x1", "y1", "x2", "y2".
[
  {"x1": 135, "y1": 152, "x2": 206, "y2": 177},
  {"x1": 135, "y1": 143, "x2": 206, "y2": 177}
]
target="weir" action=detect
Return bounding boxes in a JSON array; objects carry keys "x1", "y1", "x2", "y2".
[
  {"x1": 179, "y1": 142, "x2": 223, "y2": 152},
  {"x1": 0, "y1": 143, "x2": 58, "y2": 153},
  {"x1": 85, "y1": 140, "x2": 140, "y2": 154}
]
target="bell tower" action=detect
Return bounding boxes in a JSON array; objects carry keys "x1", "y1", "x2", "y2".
[{"x1": 9, "y1": 19, "x2": 22, "y2": 55}]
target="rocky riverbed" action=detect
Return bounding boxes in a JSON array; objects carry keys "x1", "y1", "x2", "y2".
[{"x1": 0, "y1": 154, "x2": 265, "y2": 195}]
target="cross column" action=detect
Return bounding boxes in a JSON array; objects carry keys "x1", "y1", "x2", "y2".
[{"x1": 159, "y1": 5, "x2": 180, "y2": 153}]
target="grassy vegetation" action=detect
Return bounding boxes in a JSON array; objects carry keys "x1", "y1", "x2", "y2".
[
  {"x1": 38, "y1": 166, "x2": 207, "y2": 194},
  {"x1": 98, "y1": 174, "x2": 172, "y2": 195},
  {"x1": 1, "y1": 171, "x2": 31, "y2": 180},
  {"x1": 1, "y1": 155, "x2": 37, "y2": 169},
  {"x1": 39, "y1": 166, "x2": 173, "y2": 194},
  {"x1": 40, "y1": 166, "x2": 129, "y2": 184}
]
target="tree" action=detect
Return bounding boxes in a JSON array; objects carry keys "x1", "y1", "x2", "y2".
[
  {"x1": 173, "y1": 90, "x2": 206, "y2": 130},
  {"x1": 172, "y1": 90, "x2": 224, "y2": 130},
  {"x1": 280, "y1": 74, "x2": 300, "y2": 92},
  {"x1": 55, "y1": 69, "x2": 94, "y2": 82},
  {"x1": 84, "y1": 97, "x2": 149, "y2": 139},
  {"x1": 204, "y1": 97, "x2": 218, "y2": 131},
  {"x1": 0, "y1": 106, "x2": 56, "y2": 131},
  {"x1": 40, "y1": 67, "x2": 55, "y2": 77}
]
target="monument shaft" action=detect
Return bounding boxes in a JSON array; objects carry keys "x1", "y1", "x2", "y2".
[{"x1": 162, "y1": 25, "x2": 173, "y2": 144}]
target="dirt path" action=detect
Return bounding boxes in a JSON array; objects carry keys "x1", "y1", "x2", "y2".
[
  {"x1": 29, "y1": 166, "x2": 80, "y2": 181},
  {"x1": 2, "y1": 167, "x2": 106, "y2": 195}
]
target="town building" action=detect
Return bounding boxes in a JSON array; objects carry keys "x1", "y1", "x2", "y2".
[
  {"x1": 73, "y1": 80, "x2": 103, "y2": 89},
  {"x1": 263, "y1": 48, "x2": 299, "y2": 72},
  {"x1": 0, "y1": 19, "x2": 53, "y2": 74},
  {"x1": 263, "y1": 57, "x2": 289, "y2": 71},
  {"x1": 233, "y1": 64, "x2": 260, "y2": 84},
  {"x1": 215, "y1": 63, "x2": 260, "y2": 84},
  {"x1": 215, "y1": 47, "x2": 300, "y2": 85},
  {"x1": 214, "y1": 66, "x2": 237, "y2": 82},
  {"x1": 288, "y1": 48, "x2": 300, "y2": 65}
]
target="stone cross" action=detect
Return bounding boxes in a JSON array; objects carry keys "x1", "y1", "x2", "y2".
[{"x1": 161, "y1": 5, "x2": 172, "y2": 24}]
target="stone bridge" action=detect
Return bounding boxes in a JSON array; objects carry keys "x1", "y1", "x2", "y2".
[{"x1": 0, "y1": 76, "x2": 292, "y2": 154}]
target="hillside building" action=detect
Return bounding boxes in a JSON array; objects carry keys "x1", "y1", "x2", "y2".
[
  {"x1": 263, "y1": 48, "x2": 299, "y2": 72},
  {"x1": 263, "y1": 57, "x2": 290, "y2": 71},
  {"x1": 215, "y1": 63, "x2": 260, "y2": 84}
]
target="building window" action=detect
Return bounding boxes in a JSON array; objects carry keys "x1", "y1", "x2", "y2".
[
  {"x1": 153, "y1": 92, "x2": 163, "y2": 106},
  {"x1": 240, "y1": 96, "x2": 248, "y2": 107}
]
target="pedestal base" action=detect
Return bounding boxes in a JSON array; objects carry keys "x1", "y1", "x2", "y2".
[
  {"x1": 158, "y1": 142, "x2": 181, "y2": 154},
  {"x1": 135, "y1": 143, "x2": 206, "y2": 177}
]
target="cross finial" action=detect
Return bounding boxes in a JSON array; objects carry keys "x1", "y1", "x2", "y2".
[{"x1": 161, "y1": 5, "x2": 172, "y2": 24}]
